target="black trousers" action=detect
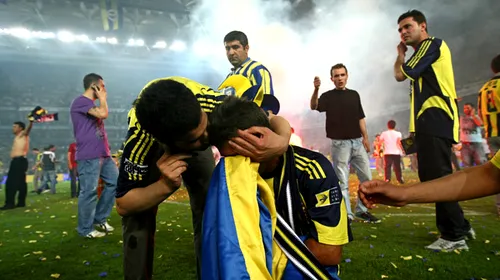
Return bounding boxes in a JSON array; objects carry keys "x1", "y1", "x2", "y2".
[
  {"x1": 122, "y1": 147, "x2": 214, "y2": 280},
  {"x1": 450, "y1": 150, "x2": 461, "y2": 171},
  {"x1": 384, "y1": 154, "x2": 403, "y2": 183},
  {"x1": 4, "y1": 157, "x2": 28, "y2": 207},
  {"x1": 416, "y1": 133, "x2": 470, "y2": 241},
  {"x1": 69, "y1": 168, "x2": 80, "y2": 198}
]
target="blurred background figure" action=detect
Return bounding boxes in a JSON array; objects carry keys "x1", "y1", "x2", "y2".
[
  {"x1": 379, "y1": 120, "x2": 404, "y2": 184},
  {"x1": 460, "y1": 103, "x2": 485, "y2": 167},
  {"x1": 289, "y1": 127, "x2": 303, "y2": 147},
  {"x1": 372, "y1": 134, "x2": 384, "y2": 177},
  {"x1": 68, "y1": 142, "x2": 79, "y2": 198}
]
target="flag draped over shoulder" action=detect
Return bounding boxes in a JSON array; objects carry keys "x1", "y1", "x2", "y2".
[
  {"x1": 99, "y1": 0, "x2": 122, "y2": 31},
  {"x1": 202, "y1": 156, "x2": 276, "y2": 280}
]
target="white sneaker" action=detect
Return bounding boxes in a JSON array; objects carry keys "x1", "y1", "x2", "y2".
[
  {"x1": 95, "y1": 222, "x2": 114, "y2": 232},
  {"x1": 425, "y1": 238, "x2": 469, "y2": 252},
  {"x1": 465, "y1": 228, "x2": 476, "y2": 240},
  {"x1": 86, "y1": 230, "x2": 106, "y2": 238}
]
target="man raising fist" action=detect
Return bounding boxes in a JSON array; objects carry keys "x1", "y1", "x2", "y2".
[{"x1": 310, "y1": 64, "x2": 380, "y2": 224}]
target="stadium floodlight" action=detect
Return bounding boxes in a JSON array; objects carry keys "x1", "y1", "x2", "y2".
[
  {"x1": 32, "y1": 31, "x2": 56, "y2": 39},
  {"x1": 57, "y1": 31, "x2": 75, "y2": 43},
  {"x1": 169, "y1": 40, "x2": 186, "y2": 51},
  {"x1": 152, "y1": 40, "x2": 167, "y2": 49},
  {"x1": 96, "y1": 36, "x2": 107, "y2": 43},
  {"x1": 75, "y1": 34, "x2": 89, "y2": 42},
  {"x1": 9, "y1": 28, "x2": 32, "y2": 39},
  {"x1": 127, "y1": 38, "x2": 145, "y2": 47},
  {"x1": 107, "y1": 37, "x2": 118, "y2": 44},
  {"x1": 135, "y1": 39, "x2": 144, "y2": 47}
]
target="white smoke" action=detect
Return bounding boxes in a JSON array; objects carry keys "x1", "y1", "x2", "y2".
[
  {"x1": 188, "y1": 0, "x2": 500, "y2": 137},
  {"x1": 189, "y1": 0, "x2": 411, "y2": 129}
]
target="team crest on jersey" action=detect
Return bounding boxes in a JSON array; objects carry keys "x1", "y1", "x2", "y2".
[
  {"x1": 315, "y1": 188, "x2": 341, "y2": 208},
  {"x1": 123, "y1": 158, "x2": 148, "y2": 175}
]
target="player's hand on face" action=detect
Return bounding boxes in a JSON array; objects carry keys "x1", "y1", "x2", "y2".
[
  {"x1": 92, "y1": 84, "x2": 107, "y2": 100},
  {"x1": 358, "y1": 180, "x2": 408, "y2": 208},
  {"x1": 156, "y1": 153, "x2": 191, "y2": 189},
  {"x1": 228, "y1": 126, "x2": 288, "y2": 162},
  {"x1": 397, "y1": 42, "x2": 408, "y2": 56}
]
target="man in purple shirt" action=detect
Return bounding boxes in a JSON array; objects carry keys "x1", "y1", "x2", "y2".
[{"x1": 70, "y1": 73, "x2": 117, "y2": 238}]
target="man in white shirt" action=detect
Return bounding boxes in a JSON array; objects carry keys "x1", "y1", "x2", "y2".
[
  {"x1": 460, "y1": 103, "x2": 486, "y2": 167},
  {"x1": 380, "y1": 120, "x2": 404, "y2": 184}
]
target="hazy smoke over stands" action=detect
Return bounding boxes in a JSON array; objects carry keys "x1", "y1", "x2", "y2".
[{"x1": 191, "y1": 0, "x2": 500, "y2": 135}]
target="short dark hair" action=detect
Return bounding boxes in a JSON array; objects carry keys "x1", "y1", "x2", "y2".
[
  {"x1": 398, "y1": 10, "x2": 428, "y2": 32},
  {"x1": 330, "y1": 63, "x2": 348, "y2": 77},
  {"x1": 464, "y1": 102, "x2": 474, "y2": 108},
  {"x1": 224, "y1": 31, "x2": 249, "y2": 47},
  {"x1": 83, "y1": 73, "x2": 103, "y2": 90},
  {"x1": 134, "y1": 79, "x2": 202, "y2": 145},
  {"x1": 208, "y1": 96, "x2": 270, "y2": 149},
  {"x1": 48, "y1": 144, "x2": 55, "y2": 149},
  {"x1": 388, "y1": 120, "x2": 396, "y2": 129},
  {"x1": 13, "y1": 121, "x2": 25, "y2": 130},
  {"x1": 32, "y1": 148, "x2": 39, "y2": 151},
  {"x1": 492, "y1": 54, "x2": 500, "y2": 73}
]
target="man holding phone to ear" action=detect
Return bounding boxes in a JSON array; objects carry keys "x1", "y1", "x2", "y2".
[{"x1": 70, "y1": 73, "x2": 118, "y2": 239}]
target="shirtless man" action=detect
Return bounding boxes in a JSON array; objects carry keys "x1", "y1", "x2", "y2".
[{"x1": 1, "y1": 120, "x2": 34, "y2": 210}]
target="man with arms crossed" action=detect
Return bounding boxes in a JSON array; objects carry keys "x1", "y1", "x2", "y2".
[
  {"x1": 70, "y1": 73, "x2": 117, "y2": 238},
  {"x1": 311, "y1": 63, "x2": 380, "y2": 223},
  {"x1": 1, "y1": 120, "x2": 34, "y2": 210},
  {"x1": 393, "y1": 10, "x2": 472, "y2": 251},
  {"x1": 116, "y1": 77, "x2": 291, "y2": 280}
]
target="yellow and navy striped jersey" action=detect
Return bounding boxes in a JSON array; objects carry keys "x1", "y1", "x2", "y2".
[
  {"x1": 401, "y1": 37, "x2": 459, "y2": 143},
  {"x1": 116, "y1": 77, "x2": 226, "y2": 198},
  {"x1": 220, "y1": 58, "x2": 274, "y2": 99},
  {"x1": 269, "y1": 145, "x2": 352, "y2": 279},
  {"x1": 36, "y1": 153, "x2": 43, "y2": 171},
  {"x1": 478, "y1": 75, "x2": 500, "y2": 138},
  {"x1": 265, "y1": 145, "x2": 352, "y2": 246},
  {"x1": 490, "y1": 149, "x2": 500, "y2": 169}
]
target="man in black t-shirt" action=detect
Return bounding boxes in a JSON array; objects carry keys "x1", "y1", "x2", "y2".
[
  {"x1": 310, "y1": 63, "x2": 380, "y2": 223},
  {"x1": 39, "y1": 145, "x2": 57, "y2": 194}
]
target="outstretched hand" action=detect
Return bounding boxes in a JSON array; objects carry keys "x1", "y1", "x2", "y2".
[{"x1": 358, "y1": 180, "x2": 408, "y2": 208}]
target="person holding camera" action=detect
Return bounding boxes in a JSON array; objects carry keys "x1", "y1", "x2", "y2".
[{"x1": 70, "y1": 73, "x2": 117, "y2": 238}]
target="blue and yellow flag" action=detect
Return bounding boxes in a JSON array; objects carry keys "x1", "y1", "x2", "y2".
[
  {"x1": 202, "y1": 156, "x2": 276, "y2": 280},
  {"x1": 100, "y1": 0, "x2": 122, "y2": 31}
]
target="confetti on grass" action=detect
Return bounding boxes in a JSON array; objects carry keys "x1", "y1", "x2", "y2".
[
  {"x1": 99, "y1": 272, "x2": 108, "y2": 277},
  {"x1": 345, "y1": 259, "x2": 351, "y2": 263},
  {"x1": 428, "y1": 268, "x2": 434, "y2": 272},
  {"x1": 33, "y1": 251, "x2": 43, "y2": 255},
  {"x1": 401, "y1": 256, "x2": 412, "y2": 261},
  {"x1": 29, "y1": 240, "x2": 37, "y2": 243},
  {"x1": 381, "y1": 275, "x2": 389, "y2": 279},
  {"x1": 50, "y1": 274, "x2": 60, "y2": 279},
  {"x1": 390, "y1": 262, "x2": 397, "y2": 269},
  {"x1": 485, "y1": 240, "x2": 490, "y2": 244},
  {"x1": 24, "y1": 225, "x2": 32, "y2": 229}
]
